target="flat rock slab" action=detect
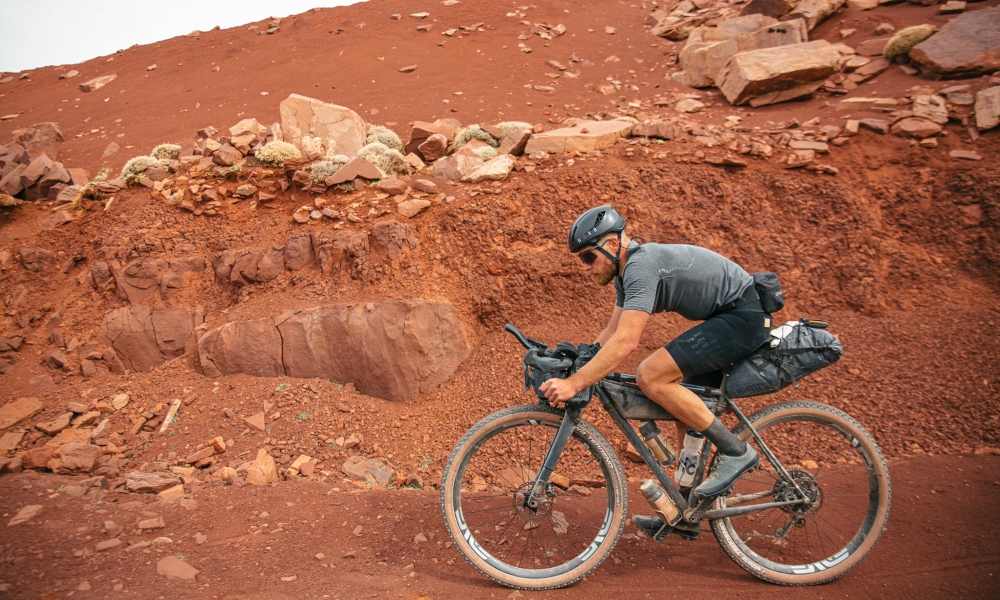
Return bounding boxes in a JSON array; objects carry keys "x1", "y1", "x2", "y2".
[
  {"x1": 325, "y1": 157, "x2": 382, "y2": 185},
  {"x1": 157, "y1": 556, "x2": 200, "y2": 581},
  {"x1": 717, "y1": 40, "x2": 841, "y2": 107},
  {"x1": 524, "y1": 120, "x2": 633, "y2": 154},
  {"x1": 462, "y1": 155, "x2": 515, "y2": 183},
  {"x1": 7, "y1": 505, "x2": 43, "y2": 526},
  {"x1": 200, "y1": 300, "x2": 469, "y2": 402},
  {"x1": 910, "y1": 7, "x2": 1000, "y2": 77},
  {"x1": 125, "y1": 472, "x2": 180, "y2": 493},
  {"x1": 342, "y1": 456, "x2": 393, "y2": 487},
  {"x1": 280, "y1": 94, "x2": 367, "y2": 157},
  {"x1": 0, "y1": 397, "x2": 42, "y2": 430},
  {"x1": 79, "y1": 74, "x2": 116, "y2": 92}
]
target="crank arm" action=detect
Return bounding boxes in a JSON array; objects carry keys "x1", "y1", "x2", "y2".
[{"x1": 703, "y1": 499, "x2": 804, "y2": 521}]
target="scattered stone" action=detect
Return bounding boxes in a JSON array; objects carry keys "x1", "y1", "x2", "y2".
[
  {"x1": 159, "y1": 485, "x2": 185, "y2": 501},
  {"x1": 95, "y1": 538, "x2": 122, "y2": 552},
  {"x1": 138, "y1": 516, "x2": 166, "y2": 530},
  {"x1": 912, "y1": 95, "x2": 949, "y2": 125},
  {"x1": 785, "y1": 0, "x2": 847, "y2": 30},
  {"x1": 891, "y1": 117, "x2": 942, "y2": 139},
  {"x1": 194, "y1": 533, "x2": 208, "y2": 545},
  {"x1": 939, "y1": 1, "x2": 965, "y2": 14},
  {"x1": 244, "y1": 412, "x2": 266, "y2": 431},
  {"x1": 397, "y1": 199, "x2": 431, "y2": 218},
  {"x1": 974, "y1": 86, "x2": 1000, "y2": 131},
  {"x1": 60, "y1": 70, "x2": 79, "y2": 79},
  {"x1": 48, "y1": 443, "x2": 101, "y2": 474},
  {"x1": 525, "y1": 120, "x2": 632, "y2": 154},
  {"x1": 417, "y1": 134, "x2": 448, "y2": 161},
  {"x1": 399, "y1": 65, "x2": 418, "y2": 73},
  {"x1": 411, "y1": 178, "x2": 439, "y2": 194},
  {"x1": 498, "y1": 128, "x2": 531, "y2": 155},
  {"x1": 342, "y1": 456, "x2": 393, "y2": 487},
  {"x1": 36, "y1": 412, "x2": 73, "y2": 435},
  {"x1": 462, "y1": 155, "x2": 515, "y2": 183},
  {"x1": 717, "y1": 41, "x2": 841, "y2": 107},
  {"x1": 950, "y1": 149, "x2": 982, "y2": 161},
  {"x1": 0, "y1": 398, "x2": 43, "y2": 430},
  {"x1": 125, "y1": 472, "x2": 180, "y2": 493},
  {"x1": 379, "y1": 177, "x2": 409, "y2": 195},
  {"x1": 212, "y1": 144, "x2": 243, "y2": 166},
  {"x1": 245, "y1": 449, "x2": 279, "y2": 484},
  {"x1": 910, "y1": 8, "x2": 1000, "y2": 77},
  {"x1": 78, "y1": 74, "x2": 116, "y2": 92},
  {"x1": 856, "y1": 37, "x2": 890, "y2": 57},
  {"x1": 674, "y1": 98, "x2": 706, "y2": 113},
  {"x1": 157, "y1": 556, "x2": 200, "y2": 582},
  {"x1": 788, "y1": 140, "x2": 829, "y2": 152},
  {"x1": 326, "y1": 157, "x2": 383, "y2": 185},
  {"x1": 7, "y1": 505, "x2": 43, "y2": 526},
  {"x1": 859, "y1": 118, "x2": 890, "y2": 134}
]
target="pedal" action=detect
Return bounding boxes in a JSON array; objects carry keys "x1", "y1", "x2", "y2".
[
  {"x1": 683, "y1": 497, "x2": 713, "y2": 524},
  {"x1": 653, "y1": 524, "x2": 671, "y2": 543}
]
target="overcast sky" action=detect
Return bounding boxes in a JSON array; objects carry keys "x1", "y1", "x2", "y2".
[{"x1": 0, "y1": 0, "x2": 362, "y2": 73}]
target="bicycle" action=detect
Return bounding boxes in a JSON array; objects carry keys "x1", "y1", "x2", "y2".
[{"x1": 440, "y1": 323, "x2": 891, "y2": 590}]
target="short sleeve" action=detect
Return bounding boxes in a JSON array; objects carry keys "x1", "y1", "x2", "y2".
[
  {"x1": 620, "y1": 257, "x2": 656, "y2": 314},
  {"x1": 614, "y1": 277, "x2": 625, "y2": 307}
]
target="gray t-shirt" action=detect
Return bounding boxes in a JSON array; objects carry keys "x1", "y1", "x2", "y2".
[{"x1": 614, "y1": 243, "x2": 754, "y2": 321}]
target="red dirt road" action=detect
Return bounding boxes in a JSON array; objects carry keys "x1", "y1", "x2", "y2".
[{"x1": 0, "y1": 454, "x2": 996, "y2": 599}]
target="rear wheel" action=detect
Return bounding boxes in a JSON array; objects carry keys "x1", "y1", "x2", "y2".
[
  {"x1": 440, "y1": 405, "x2": 627, "y2": 590},
  {"x1": 710, "y1": 401, "x2": 891, "y2": 585}
]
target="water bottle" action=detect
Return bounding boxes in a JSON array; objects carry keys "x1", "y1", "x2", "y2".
[
  {"x1": 639, "y1": 479, "x2": 681, "y2": 526},
  {"x1": 675, "y1": 429, "x2": 706, "y2": 488},
  {"x1": 638, "y1": 421, "x2": 675, "y2": 466}
]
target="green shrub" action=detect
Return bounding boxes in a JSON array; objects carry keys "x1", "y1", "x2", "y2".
[
  {"x1": 121, "y1": 156, "x2": 160, "y2": 185},
  {"x1": 73, "y1": 167, "x2": 112, "y2": 210},
  {"x1": 496, "y1": 121, "x2": 532, "y2": 139},
  {"x1": 358, "y1": 142, "x2": 407, "y2": 177},
  {"x1": 884, "y1": 25, "x2": 934, "y2": 61},
  {"x1": 453, "y1": 125, "x2": 500, "y2": 150},
  {"x1": 473, "y1": 146, "x2": 497, "y2": 161},
  {"x1": 255, "y1": 140, "x2": 302, "y2": 167},
  {"x1": 151, "y1": 143, "x2": 181, "y2": 160},
  {"x1": 308, "y1": 155, "x2": 351, "y2": 183},
  {"x1": 366, "y1": 125, "x2": 404, "y2": 152}
]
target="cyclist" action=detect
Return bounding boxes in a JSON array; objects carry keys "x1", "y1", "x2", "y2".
[{"x1": 539, "y1": 205, "x2": 771, "y2": 529}]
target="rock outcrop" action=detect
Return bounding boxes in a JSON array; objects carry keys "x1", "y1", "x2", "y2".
[
  {"x1": 199, "y1": 300, "x2": 469, "y2": 402},
  {"x1": 97, "y1": 306, "x2": 194, "y2": 372}
]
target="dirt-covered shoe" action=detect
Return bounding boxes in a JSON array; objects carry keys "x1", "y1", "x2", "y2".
[{"x1": 694, "y1": 445, "x2": 759, "y2": 498}]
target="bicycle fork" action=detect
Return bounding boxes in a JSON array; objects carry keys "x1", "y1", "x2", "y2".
[{"x1": 522, "y1": 407, "x2": 581, "y2": 511}]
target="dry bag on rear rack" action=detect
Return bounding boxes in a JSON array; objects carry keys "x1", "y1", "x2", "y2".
[{"x1": 725, "y1": 319, "x2": 843, "y2": 398}]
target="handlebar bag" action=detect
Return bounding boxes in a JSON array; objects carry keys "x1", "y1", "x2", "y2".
[{"x1": 726, "y1": 320, "x2": 842, "y2": 398}]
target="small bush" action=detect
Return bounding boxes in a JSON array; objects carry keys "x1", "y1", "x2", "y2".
[
  {"x1": 366, "y1": 125, "x2": 404, "y2": 152},
  {"x1": 73, "y1": 167, "x2": 112, "y2": 210},
  {"x1": 358, "y1": 142, "x2": 407, "y2": 177},
  {"x1": 308, "y1": 156, "x2": 351, "y2": 183},
  {"x1": 151, "y1": 143, "x2": 181, "y2": 160},
  {"x1": 473, "y1": 146, "x2": 497, "y2": 161},
  {"x1": 884, "y1": 25, "x2": 934, "y2": 61},
  {"x1": 0, "y1": 193, "x2": 22, "y2": 208},
  {"x1": 255, "y1": 140, "x2": 302, "y2": 167},
  {"x1": 496, "y1": 121, "x2": 532, "y2": 139},
  {"x1": 121, "y1": 156, "x2": 160, "y2": 185},
  {"x1": 301, "y1": 136, "x2": 325, "y2": 156},
  {"x1": 453, "y1": 125, "x2": 500, "y2": 150}
]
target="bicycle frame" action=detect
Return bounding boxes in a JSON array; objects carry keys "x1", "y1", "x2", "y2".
[{"x1": 527, "y1": 373, "x2": 811, "y2": 523}]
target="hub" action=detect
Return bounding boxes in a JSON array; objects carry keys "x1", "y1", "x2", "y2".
[{"x1": 774, "y1": 468, "x2": 822, "y2": 516}]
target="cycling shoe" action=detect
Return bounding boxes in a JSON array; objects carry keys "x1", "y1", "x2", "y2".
[
  {"x1": 694, "y1": 445, "x2": 759, "y2": 498},
  {"x1": 632, "y1": 515, "x2": 702, "y2": 542}
]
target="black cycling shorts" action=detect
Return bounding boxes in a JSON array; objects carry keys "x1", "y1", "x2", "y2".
[{"x1": 665, "y1": 300, "x2": 772, "y2": 384}]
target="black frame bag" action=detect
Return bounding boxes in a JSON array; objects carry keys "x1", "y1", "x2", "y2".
[{"x1": 726, "y1": 319, "x2": 843, "y2": 398}]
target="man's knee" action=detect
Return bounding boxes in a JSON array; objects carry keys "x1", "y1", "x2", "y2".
[{"x1": 635, "y1": 349, "x2": 683, "y2": 394}]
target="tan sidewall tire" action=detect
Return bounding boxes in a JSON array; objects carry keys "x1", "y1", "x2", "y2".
[
  {"x1": 441, "y1": 406, "x2": 627, "y2": 590},
  {"x1": 712, "y1": 402, "x2": 891, "y2": 586}
]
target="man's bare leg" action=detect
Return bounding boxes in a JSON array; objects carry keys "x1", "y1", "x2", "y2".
[{"x1": 635, "y1": 348, "x2": 759, "y2": 498}]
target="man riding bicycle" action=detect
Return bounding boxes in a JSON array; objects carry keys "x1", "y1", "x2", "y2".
[{"x1": 539, "y1": 205, "x2": 772, "y2": 527}]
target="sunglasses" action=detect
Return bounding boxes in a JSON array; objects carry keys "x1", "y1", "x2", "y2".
[{"x1": 578, "y1": 240, "x2": 611, "y2": 265}]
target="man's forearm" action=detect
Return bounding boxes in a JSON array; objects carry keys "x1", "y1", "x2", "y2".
[{"x1": 569, "y1": 333, "x2": 635, "y2": 389}]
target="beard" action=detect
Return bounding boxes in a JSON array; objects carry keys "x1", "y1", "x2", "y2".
[{"x1": 594, "y1": 261, "x2": 617, "y2": 286}]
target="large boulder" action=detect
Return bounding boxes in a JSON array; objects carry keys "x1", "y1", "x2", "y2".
[
  {"x1": 12, "y1": 122, "x2": 64, "y2": 160},
  {"x1": 279, "y1": 94, "x2": 367, "y2": 157},
  {"x1": 97, "y1": 306, "x2": 194, "y2": 372},
  {"x1": 781, "y1": 0, "x2": 846, "y2": 31},
  {"x1": 909, "y1": 8, "x2": 1000, "y2": 78},
  {"x1": 677, "y1": 16, "x2": 808, "y2": 88},
  {"x1": 200, "y1": 301, "x2": 469, "y2": 402},
  {"x1": 716, "y1": 40, "x2": 842, "y2": 107},
  {"x1": 524, "y1": 120, "x2": 633, "y2": 154}
]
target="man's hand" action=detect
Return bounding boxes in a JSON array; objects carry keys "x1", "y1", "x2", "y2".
[{"x1": 539, "y1": 377, "x2": 581, "y2": 408}]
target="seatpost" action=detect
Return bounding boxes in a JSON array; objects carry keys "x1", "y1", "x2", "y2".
[{"x1": 524, "y1": 407, "x2": 580, "y2": 510}]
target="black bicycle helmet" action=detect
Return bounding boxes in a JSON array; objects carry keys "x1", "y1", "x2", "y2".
[{"x1": 568, "y1": 205, "x2": 626, "y2": 253}]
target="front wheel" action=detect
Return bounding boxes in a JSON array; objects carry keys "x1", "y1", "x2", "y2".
[
  {"x1": 440, "y1": 405, "x2": 628, "y2": 590},
  {"x1": 710, "y1": 401, "x2": 891, "y2": 585}
]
